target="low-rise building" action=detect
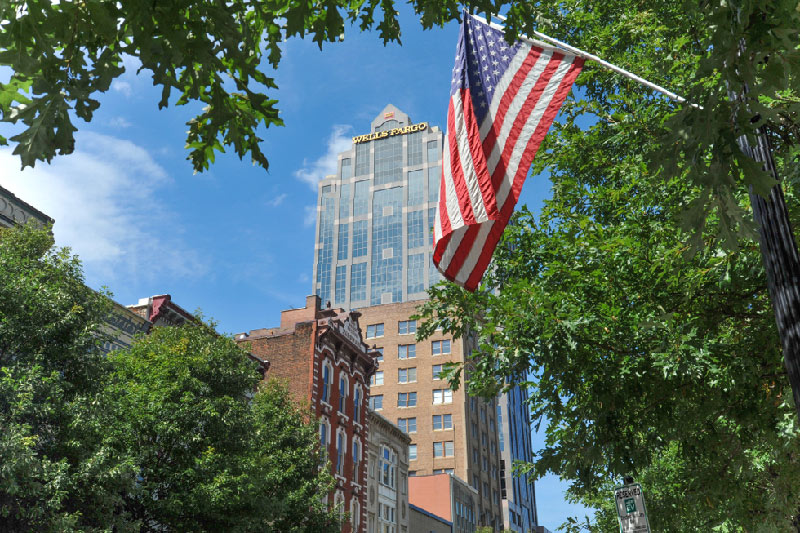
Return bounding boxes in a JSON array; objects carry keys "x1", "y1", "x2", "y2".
[
  {"x1": 366, "y1": 409, "x2": 411, "y2": 533},
  {"x1": 409, "y1": 504, "x2": 452, "y2": 533},
  {"x1": 235, "y1": 295, "x2": 377, "y2": 533},
  {"x1": 409, "y1": 473, "x2": 479, "y2": 533},
  {"x1": 0, "y1": 185, "x2": 52, "y2": 228}
]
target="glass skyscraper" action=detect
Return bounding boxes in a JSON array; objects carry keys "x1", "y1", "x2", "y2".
[{"x1": 312, "y1": 105, "x2": 444, "y2": 308}]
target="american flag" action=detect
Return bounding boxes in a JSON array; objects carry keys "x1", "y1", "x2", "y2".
[{"x1": 433, "y1": 14, "x2": 584, "y2": 290}]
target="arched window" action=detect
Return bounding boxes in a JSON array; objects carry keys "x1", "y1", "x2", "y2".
[
  {"x1": 321, "y1": 359, "x2": 333, "y2": 403},
  {"x1": 338, "y1": 372, "x2": 348, "y2": 414},
  {"x1": 352, "y1": 437, "x2": 362, "y2": 482},
  {"x1": 319, "y1": 417, "x2": 330, "y2": 466},
  {"x1": 351, "y1": 498, "x2": 360, "y2": 531},
  {"x1": 353, "y1": 384, "x2": 362, "y2": 423},
  {"x1": 334, "y1": 491, "x2": 345, "y2": 521},
  {"x1": 336, "y1": 428, "x2": 347, "y2": 475}
]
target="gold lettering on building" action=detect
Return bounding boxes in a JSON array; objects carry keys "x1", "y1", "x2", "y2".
[{"x1": 352, "y1": 122, "x2": 428, "y2": 144}]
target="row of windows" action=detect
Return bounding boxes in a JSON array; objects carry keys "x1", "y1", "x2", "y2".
[
  {"x1": 319, "y1": 421, "x2": 362, "y2": 482},
  {"x1": 350, "y1": 136, "x2": 440, "y2": 180},
  {"x1": 396, "y1": 414, "x2": 454, "y2": 435},
  {"x1": 370, "y1": 364, "x2": 447, "y2": 385},
  {"x1": 320, "y1": 361, "x2": 363, "y2": 423},
  {"x1": 367, "y1": 320, "x2": 411, "y2": 338},
  {"x1": 367, "y1": 389, "x2": 452, "y2": 410}
]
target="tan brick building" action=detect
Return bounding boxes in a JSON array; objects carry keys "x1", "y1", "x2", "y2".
[
  {"x1": 235, "y1": 295, "x2": 377, "y2": 533},
  {"x1": 358, "y1": 300, "x2": 503, "y2": 530}
]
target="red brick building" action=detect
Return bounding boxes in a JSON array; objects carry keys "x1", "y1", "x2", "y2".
[{"x1": 235, "y1": 295, "x2": 377, "y2": 533}]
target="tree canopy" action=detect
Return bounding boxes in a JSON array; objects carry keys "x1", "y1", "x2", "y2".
[
  {"x1": 1, "y1": 0, "x2": 798, "y2": 237},
  {"x1": 0, "y1": 224, "x2": 339, "y2": 532},
  {"x1": 415, "y1": 2, "x2": 800, "y2": 529}
]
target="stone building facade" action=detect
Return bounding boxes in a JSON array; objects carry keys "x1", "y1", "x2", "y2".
[
  {"x1": 235, "y1": 295, "x2": 377, "y2": 533},
  {"x1": 366, "y1": 409, "x2": 411, "y2": 533}
]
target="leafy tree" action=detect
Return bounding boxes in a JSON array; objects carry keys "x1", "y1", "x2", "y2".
[
  {"x1": 415, "y1": 10, "x2": 800, "y2": 524},
  {"x1": 0, "y1": 224, "x2": 339, "y2": 532},
  {"x1": 2, "y1": 0, "x2": 798, "y2": 236},
  {"x1": 0, "y1": 223, "x2": 134, "y2": 531},
  {"x1": 106, "y1": 323, "x2": 340, "y2": 532}
]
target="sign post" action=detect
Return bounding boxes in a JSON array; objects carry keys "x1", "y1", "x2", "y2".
[{"x1": 614, "y1": 483, "x2": 651, "y2": 533}]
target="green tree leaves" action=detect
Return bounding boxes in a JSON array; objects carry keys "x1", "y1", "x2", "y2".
[{"x1": 0, "y1": 224, "x2": 339, "y2": 532}]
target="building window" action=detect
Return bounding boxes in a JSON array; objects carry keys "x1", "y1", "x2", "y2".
[
  {"x1": 407, "y1": 210, "x2": 425, "y2": 249},
  {"x1": 319, "y1": 418, "x2": 330, "y2": 465},
  {"x1": 370, "y1": 395, "x2": 383, "y2": 410},
  {"x1": 480, "y1": 407, "x2": 487, "y2": 423},
  {"x1": 350, "y1": 261, "x2": 367, "y2": 301},
  {"x1": 432, "y1": 364, "x2": 443, "y2": 380},
  {"x1": 407, "y1": 252, "x2": 425, "y2": 294},
  {"x1": 374, "y1": 347, "x2": 384, "y2": 362},
  {"x1": 482, "y1": 455, "x2": 488, "y2": 471},
  {"x1": 433, "y1": 468, "x2": 454, "y2": 474},
  {"x1": 473, "y1": 448, "x2": 479, "y2": 464},
  {"x1": 338, "y1": 374, "x2": 348, "y2": 413},
  {"x1": 472, "y1": 422, "x2": 478, "y2": 438},
  {"x1": 409, "y1": 444, "x2": 417, "y2": 461},
  {"x1": 408, "y1": 132, "x2": 423, "y2": 166},
  {"x1": 352, "y1": 219, "x2": 368, "y2": 257},
  {"x1": 398, "y1": 392, "x2": 417, "y2": 407},
  {"x1": 337, "y1": 224, "x2": 349, "y2": 260},
  {"x1": 434, "y1": 441, "x2": 454, "y2": 457},
  {"x1": 427, "y1": 139, "x2": 439, "y2": 164},
  {"x1": 371, "y1": 371, "x2": 384, "y2": 386},
  {"x1": 407, "y1": 168, "x2": 424, "y2": 206},
  {"x1": 353, "y1": 438, "x2": 362, "y2": 482},
  {"x1": 321, "y1": 361, "x2": 333, "y2": 403},
  {"x1": 381, "y1": 446, "x2": 397, "y2": 488},
  {"x1": 482, "y1": 433, "x2": 488, "y2": 447},
  {"x1": 354, "y1": 385, "x2": 362, "y2": 423},
  {"x1": 433, "y1": 413, "x2": 453, "y2": 430},
  {"x1": 398, "y1": 344, "x2": 416, "y2": 359},
  {"x1": 433, "y1": 389, "x2": 453, "y2": 404},
  {"x1": 398, "y1": 367, "x2": 417, "y2": 383},
  {"x1": 398, "y1": 320, "x2": 417, "y2": 334},
  {"x1": 428, "y1": 165, "x2": 440, "y2": 203},
  {"x1": 398, "y1": 417, "x2": 417, "y2": 433},
  {"x1": 374, "y1": 134, "x2": 403, "y2": 185},
  {"x1": 366, "y1": 323, "x2": 384, "y2": 339},
  {"x1": 355, "y1": 144, "x2": 370, "y2": 176},
  {"x1": 336, "y1": 429, "x2": 346, "y2": 475},
  {"x1": 432, "y1": 339, "x2": 451, "y2": 355},
  {"x1": 334, "y1": 265, "x2": 347, "y2": 304},
  {"x1": 473, "y1": 474, "x2": 479, "y2": 489}
]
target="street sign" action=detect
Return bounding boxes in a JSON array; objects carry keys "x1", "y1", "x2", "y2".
[{"x1": 614, "y1": 483, "x2": 651, "y2": 533}]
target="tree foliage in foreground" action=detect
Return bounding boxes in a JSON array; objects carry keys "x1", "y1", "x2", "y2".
[
  {"x1": 415, "y1": 4, "x2": 800, "y2": 526},
  {"x1": 0, "y1": 224, "x2": 338, "y2": 532},
  {"x1": 1, "y1": 0, "x2": 799, "y2": 239}
]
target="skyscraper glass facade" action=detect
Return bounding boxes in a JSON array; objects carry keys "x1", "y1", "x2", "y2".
[{"x1": 312, "y1": 105, "x2": 444, "y2": 308}]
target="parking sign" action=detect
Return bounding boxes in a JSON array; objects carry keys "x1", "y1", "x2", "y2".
[{"x1": 614, "y1": 483, "x2": 650, "y2": 533}]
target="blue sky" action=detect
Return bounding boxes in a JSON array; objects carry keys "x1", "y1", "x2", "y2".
[{"x1": 0, "y1": 6, "x2": 593, "y2": 529}]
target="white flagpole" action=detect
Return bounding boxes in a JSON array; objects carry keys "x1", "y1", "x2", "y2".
[{"x1": 487, "y1": 13, "x2": 702, "y2": 110}]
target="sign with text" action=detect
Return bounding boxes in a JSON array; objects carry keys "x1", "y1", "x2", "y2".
[
  {"x1": 614, "y1": 483, "x2": 651, "y2": 533},
  {"x1": 352, "y1": 122, "x2": 427, "y2": 144}
]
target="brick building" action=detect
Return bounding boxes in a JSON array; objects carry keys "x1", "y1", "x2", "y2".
[
  {"x1": 234, "y1": 295, "x2": 377, "y2": 533},
  {"x1": 359, "y1": 300, "x2": 504, "y2": 529},
  {"x1": 409, "y1": 472, "x2": 479, "y2": 533}
]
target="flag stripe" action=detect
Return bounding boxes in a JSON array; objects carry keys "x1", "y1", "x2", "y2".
[{"x1": 433, "y1": 13, "x2": 583, "y2": 290}]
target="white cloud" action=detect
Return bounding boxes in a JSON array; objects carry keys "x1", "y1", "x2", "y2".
[
  {"x1": 303, "y1": 205, "x2": 317, "y2": 227},
  {"x1": 108, "y1": 116, "x2": 132, "y2": 129},
  {"x1": 266, "y1": 192, "x2": 288, "y2": 208},
  {"x1": 111, "y1": 80, "x2": 132, "y2": 97},
  {"x1": 0, "y1": 132, "x2": 206, "y2": 285},
  {"x1": 293, "y1": 124, "x2": 353, "y2": 190}
]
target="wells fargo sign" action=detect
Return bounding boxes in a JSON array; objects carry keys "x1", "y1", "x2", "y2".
[{"x1": 352, "y1": 122, "x2": 428, "y2": 144}]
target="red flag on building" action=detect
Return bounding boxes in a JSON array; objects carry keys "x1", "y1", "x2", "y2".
[{"x1": 433, "y1": 14, "x2": 584, "y2": 290}]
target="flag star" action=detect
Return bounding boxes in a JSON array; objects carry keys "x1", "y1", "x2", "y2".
[
  {"x1": 493, "y1": 68, "x2": 500, "y2": 75},
  {"x1": 502, "y1": 54, "x2": 509, "y2": 61},
  {"x1": 480, "y1": 100, "x2": 487, "y2": 108}
]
